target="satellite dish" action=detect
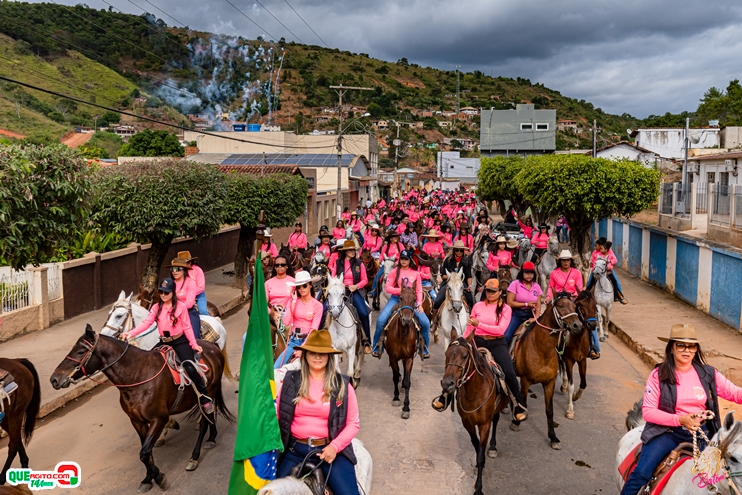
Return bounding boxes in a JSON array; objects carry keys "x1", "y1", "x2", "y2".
[
  {"x1": 690, "y1": 132, "x2": 701, "y2": 144},
  {"x1": 626, "y1": 129, "x2": 632, "y2": 136}
]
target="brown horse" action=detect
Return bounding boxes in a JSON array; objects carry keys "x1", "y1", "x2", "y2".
[
  {"x1": 383, "y1": 285, "x2": 420, "y2": 419},
  {"x1": 268, "y1": 306, "x2": 288, "y2": 361},
  {"x1": 359, "y1": 248, "x2": 378, "y2": 293},
  {"x1": 512, "y1": 292, "x2": 582, "y2": 449},
  {"x1": 559, "y1": 290, "x2": 597, "y2": 420},
  {"x1": 496, "y1": 267, "x2": 512, "y2": 292},
  {"x1": 50, "y1": 325, "x2": 234, "y2": 492},
  {"x1": 441, "y1": 334, "x2": 509, "y2": 495},
  {"x1": 0, "y1": 359, "x2": 40, "y2": 485}
]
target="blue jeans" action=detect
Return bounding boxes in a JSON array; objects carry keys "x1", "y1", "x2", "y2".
[
  {"x1": 372, "y1": 296, "x2": 430, "y2": 353},
  {"x1": 422, "y1": 280, "x2": 436, "y2": 299},
  {"x1": 355, "y1": 231, "x2": 365, "y2": 246},
  {"x1": 621, "y1": 427, "x2": 704, "y2": 495},
  {"x1": 274, "y1": 334, "x2": 304, "y2": 369},
  {"x1": 369, "y1": 265, "x2": 385, "y2": 296},
  {"x1": 195, "y1": 292, "x2": 209, "y2": 316},
  {"x1": 277, "y1": 438, "x2": 359, "y2": 495},
  {"x1": 325, "y1": 291, "x2": 370, "y2": 341},
  {"x1": 590, "y1": 328, "x2": 601, "y2": 354},
  {"x1": 188, "y1": 307, "x2": 201, "y2": 340},
  {"x1": 505, "y1": 308, "x2": 533, "y2": 344},
  {"x1": 556, "y1": 225, "x2": 569, "y2": 243}
]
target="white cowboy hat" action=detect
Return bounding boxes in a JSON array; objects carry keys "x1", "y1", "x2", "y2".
[
  {"x1": 495, "y1": 235, "x2": 508, "y2": 243},
  {"x1": 333, "y1": 239, "x2": 345, "y2": 250},
  {"x1": 558, "y1": 249, "x2": 574, "y2": 260},
  {"x1": 287, "y1": 271, "x2": 320, "y2": 287},
  {"x1": 369, "y1": 223, "x2": 381, "y2": 230},
  {"x1": 263, "y1": 228, "x2": 273, "y2": 237}
]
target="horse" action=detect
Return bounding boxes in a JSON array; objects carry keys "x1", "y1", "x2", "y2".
[
  {"x1": 373, "y1": 256, "x2": 396, "y2": 311},
  {"x1": 359, "y1": 248, "x2": 378, "y2": 293},
  {"x1": 435, "y1": 268, "x2": 468, "y2": 350},
  {"x1": 325, "y1": 276, "x2": 365, "y2": 388},
  {"x1": 559, "y1": 290, "x2": 596, "y2": 420},
  {"x1": 0, "y1": 359, "x2": 40, "y2": 486},
  {"x1": 383, "y1": 285, "x2": 420, "y2": 419},
  {"x1": 417, "y1": 251, "x2": 443, "y2": 291},
  {"x1": 51, "y1": 325, "x2": 234, "y2": 492},
  {"x1": 617, "y1": 401, "x2": 742, "y2": 494},
  {"x1": 279, "y1": 244, "x2": 304, "y2": 274},
  {"x1": 591, "y1": 257, "x2": 613, "y2": 343},
  {"x1": 257, "y1": 438, "x2": 373, "y2": 495},
  {"x1": 511, "y1": 292, "x2": 583, "y2": 449},
  {"x1": 309, "y1": 252, "x2": 330, "y2": 303},
  {"x1": 470, "y1": 239, "x2": 491, "y2": 295},
  {"x1": 496, "y1": 266, "x2": 512, "y2": 293},
  {"x1": 537, "y1": 237, "x2": 560, "y2": 294},
  {"x1": 515, "y1": 237, "x2": 534, "y2": 272},
  {"x1": 302, "y1": 247, "x2": 315, "y2": 271},
  {"x1": 441, "y1": 335, "x2": 509, "y2": 495}
]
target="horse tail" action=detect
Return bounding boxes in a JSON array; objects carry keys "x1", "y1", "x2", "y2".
[
  {"x1": 213, "y1": 364, "x2": 236, "y2": 423},
  {"x1": 221, "y1": 341, "x2": 236, "y2": 382},
  {"x1": 625, "y1": 399, "x2": 645, "y2": 431},
  {"x1": 18, "y1": 358, "x2": 40, "y2": 445}
]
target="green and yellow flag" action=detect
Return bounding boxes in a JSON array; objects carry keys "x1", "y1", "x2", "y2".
[{"x1": 228, "y1": 252, "x2": 284, "y2": 494}]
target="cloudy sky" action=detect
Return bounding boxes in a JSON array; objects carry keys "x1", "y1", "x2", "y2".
[{"x1": 51, "y1": 0, "x2": 742, "y2": 117}]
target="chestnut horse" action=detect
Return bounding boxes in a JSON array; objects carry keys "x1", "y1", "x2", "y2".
[
  {"x1": 50, "y1": 325, "x2": 234, "y2": 492},
  {"x1": 383, "y1": 285, "x2": 420, "y2": 420},
  {"x1": 0, "y1": 359, "x2": 40, "y2": 486},
  {"x1": 441, "y1": 334, "x2": 509, "y2": 495},
  {"x1": 559, "y1": 290, "x2": 597, "y2": 420},
  {"x1": 512, "y1": 292, "x2": 582, "y2": 449},
  {"x1": 359, "y1": 248, "x2": 378, "y2": 293}
]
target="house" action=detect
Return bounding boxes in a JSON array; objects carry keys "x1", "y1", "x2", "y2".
[
  {"x1": 630, "y1": 127, "x2": 721, "y2": 160},
  {"x1": 374, "y1": 120, "x2": 389, "y2": 131},
  {"x1": 437, "y1": 151, "x2": 480, "y2": 184},
  {"x1": 416, "y1": 110, "x2": 434, "y2": 118},
  {"x1": 479, "y1": 104, "x2": 556, "y2": 156},
  {"x1": 443, "y1": 137, "x2": 476, "y2": 151},
  {"x1": 460, "y1": 106, "x2": 479, "y2": 116},
  {"x1": 406, "y1": 122, "x2": 423, "y2": 129},
  {"x1": 111, "y1": 125, "x2": 137, "y2": 142},
  {"x1": 594, "y1": 141, "x2": 659, "y2": 168},
  {"x1": 557, "y1": 119, "x2": 578, "y2": 132},
  {"x1": 321, "y1": 107, "x2": 338, "y2": 114},
  {"x1": 314, "y1": 115, "x2": 332, "y2": 123},
  {"x1": 687, "y1": 151, "x2": 742, "y2": 187},
  {"x1": 439, "y1": 121, "x2": 452, "y2": 128}
]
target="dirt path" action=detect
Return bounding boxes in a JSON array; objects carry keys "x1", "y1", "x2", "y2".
[
  {"x1": 0, "y1": 128, "x2": 25, "y2": 139},
  {"x1": 61, "y1": 132, "x2": 93, "y2": 148}
]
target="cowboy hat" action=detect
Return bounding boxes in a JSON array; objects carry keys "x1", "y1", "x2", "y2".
[
  {"x1": 177, "y1": 251, "x2": 197, "y2": 262},
  {"x1": 452, "y1": 240, "x2": 466, "y2": 250},
  {"x1": 296, "y1": 329, "x2": 342, "y2": 355},
  {"x1": 333, "y1": 239, "x2": 346, "y2": 250},
  {"x1": 338, "y1": 239, "x2": 358, "y2": 251},
  {"x1": 507, "y1": 239, "x2": 519, "y2": 249},
  {"x1": 384, "y1": 229, "x2": 401, "y2": 240},
  {"x1": 459, "y1": 223, "x2": 470, "y2": 230},
  {"x1": 167, "y1": 257, "x2": 191, "y2": 269},
  {"x1": 495, "y1": 235, "x2": 508, "y2": 243},
  {"x1": 538, "y1": 223, "x2": 550, "y2": 231},
  {"x1": 287, "y1": 270, "x2": 321, "y2": 287},
  {"x1": 263, "y1": 228, "x2": 273, "y2": 237},
  {"x1": 369, "y1": 223, "x2": 381, "y2": 231},
  {"x1": 558, "y1": 249, "x2": 574, "y2": 260},
  {"x1": 658, "y1": 324, "x2": 699, "y2": 343},
  {"x1": 318, "y1": 231, "x2": 332, "y2": 238},
  {"x1": 422, "y1": 229, "x2": 443, "y2": 239}
]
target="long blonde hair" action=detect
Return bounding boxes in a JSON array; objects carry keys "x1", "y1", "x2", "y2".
[{"x1": 294, "y1": 352, "x2": 346, "y2": 405}]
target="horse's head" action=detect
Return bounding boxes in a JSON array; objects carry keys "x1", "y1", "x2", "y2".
[
  {"x1": 258, "y1": 474, "x2": 316, "y2": 495},
  {"x1": 518, "y1": 237, "x2": 531, "y2": 251},
  {"x1": 717, "y1": 411, "x2": 742, "y2": 492},
  {"x1": 575, "y1": 290, "x2": 598, "y2": 332},
  {"x1": 101, "y1": 291, "x2": 133, "y2": 338},
  {"x1": 278, "y1": 243, "x2": 291, "y2": 259},
  {"x1": 552, "y1": 292, "x2": 582, "y2": 335},
  {"x1": 51, "y1": 324, "x2": 104, "y2": 389},
  {"x1": 446, "y1": 269, "x2": 465, "y2": 313},
  {"x1": 360, "y1": 248, "x2": 371, "y2": 262},
  {"x1": 399, "y1": 284, "x2": 417, "y2": 326},
  {"x1": 382, "y1": 256, "x2": 396, "y2": 274},
  {"x1": 548, "y1": 236, "x2": 560, "y2": 255},
  {"x1": 326, "y1": 276, "x2": 346, "y2": 318},
  {"x1": 593, "y1": 257, "x2": 607, "y2": 277},
  {"x1": 441, "y1": 334, "x2": 475, "y2": 395}
]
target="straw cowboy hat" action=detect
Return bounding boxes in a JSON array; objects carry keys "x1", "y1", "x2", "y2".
[
  {"x1": 507, "y1": 239, "x2": 519, "y2": 249},
  {"x1": 177, "y1": 251, "x2": 197, "y2": 262},
  {"x1": 338, "y1": 239, "x2": 358, "y2": 251},
  {"x1": 296, "y1": 329, "x2": 342, "y2": 355},
  {"x1": 369, "y1": 222, "x2": 381, "y2": 231},
  {"x1": 167, "y1": 257, "x2": 190, "y2": 269},
  {"x1": 422, "y1": 229, "x2": 443, "y2": 239},
  {"x1": 452, "y1": 240, "x2": 467, "y2": 250},
  {"x1": 287, "y1": 270, "x2": 321, "y2": 287},
  {"x1": 495, "y1": 235, "x2": 508, "y2": 244},
  {"x1": 558, "y1": 249, "x2": 574, "y2": 260},
  {"x1": 658, "y1": 324, "x2": 699, "y2": 343}
]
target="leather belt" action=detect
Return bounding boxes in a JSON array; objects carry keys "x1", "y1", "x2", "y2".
[
  {"x1": 160, "y1": 333, "x2": 184, "y2": 343},
  {"x1": 480, "y1": 335, "x2": 504, "y2": 341},
  {"x1": 294, "y1": 437, "x2": 330, "y2": 447},
  {"x1": 293, "y1": 332, "x2": 308, "y2": 340}
]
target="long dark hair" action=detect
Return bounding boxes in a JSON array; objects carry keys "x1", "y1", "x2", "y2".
[
  {"x1": 271, "y1": 256, "x2": 295, "y2": 278},
  {"x1": 516, "y1": 267, "x2": 536, "y2": 283},
  {"x1": 658, "y1": 341, "x2": 708, "y2": 385},
  {"x1": 155, "y1": 291, "x2": 180, "y2": 326}
]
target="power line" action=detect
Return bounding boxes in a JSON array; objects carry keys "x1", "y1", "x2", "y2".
[
  {"x1": 144, "y1": 0, "x2": 190, "y2": 29},
  {"x1": 282, "y1": 0, "x2": 329, "y2": 47},
  {"x1": 224, "y1": 0, "x2": 279, "y2": 41},
  {"x1": 253, "y1": 0, "x2": 304, "y2": 43}
]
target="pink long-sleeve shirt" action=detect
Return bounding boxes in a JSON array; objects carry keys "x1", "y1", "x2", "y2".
[
  {"x1": 363, "y1": 234, "x2": 382, "y2": 253},
  {"x1": 130, "y1": 302, "x2": 198, "y2": 349},
  {"x1": 330, "y1": 260, "x2": 368, "y2": 288},
  {"x1": 486, "y1": 252, "x2": 500, "y2": 272},
  {"x1": 385, "y1": 267, "x2": 423, "y2": 306},
  {"x1": 288, "y1": 232, "x2": 308, "y2": 250},
  {"x1": 174, "y1": 276, "x2": 198, "y2": 310},
  {"x1": 348, "y1": 219, "x2": 362, "y2": 233},
  {"x1": 332, "y1": 227, "x2": 346, "y2": 240},
  {"x1": 261, "y1": 242, "x2": 279, "y2": 258},
  {"x1": 643, "y1": 367, "x2": 742, "y2": 427},
  {"x1": 518, "y1": 221, "x2": 534, "y2": 238},
  {"x1": 282, "y1": 297, "x2": 324, "y2": 334},
  {"x1": 590, "y1": 249, "x2": 618, "y2": 271},
  {"x1": 276, "y1": 377, "x2": 360, "y2": 453},
  {"x1": 464, "y1": 301, "x2": 512, "y2": 338},
  {"x1": 317, "y1": 243, "x2": 332, "y2": 258},
  {"x1": 548, "y1": 267, "x2": 583, "y2": 299},
  {"x1": 188, "y1": 264, "x2": 206, "y2": 294},
  {"x1": 531, "y1": 232, "x2": 550, "y2": 249},
  {"x1": 423, "y1": 241, "x2": 445, "y2": 258},
  {"x1": 382, "y1": 242, "x2": 402, "y2": 261},
  {"x1": 265, "y1": 276, "x2": 295, "y2": 308},
  {"x1": 487, "y1": 249, "x2": 513, "y2": 272}
]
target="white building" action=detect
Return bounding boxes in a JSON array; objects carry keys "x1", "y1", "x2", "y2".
[
  {"x1": 437, "y1": 151, "x2": 480, "y2": 184},
  {"x1": 595, "y1": 141, "x2": 659, "y2": 168},
  {"x1": 688, "y1": 151, "x2": 742, "y2": 187},
  {"x1": 630, "y1": 128, "x2": 721, "y2": 160}
]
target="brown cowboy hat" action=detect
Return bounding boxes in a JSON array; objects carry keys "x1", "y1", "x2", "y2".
[
  {"x1": 658, "y1": 324, "x2": 699, "y2": 343},
  {"x1": 296, "y1": 329, "x2": 342, "y2": 355},
  {"x1": 452, "y1": 240, "x2": 466, "y2": 250},
  {"x1": 177, "y1": 251, "x2": 197, "y2": 262},
  {"x1": 338, "y1": 239, "x2": 358, "y2": 251},
  {"x1": 507, "y1": 239, "x2": 519, "y2": 249},
  {"x1": 384, "y1": 229, "x2": 401, "y2": 240},
  {"x1": 422, "y1": 229, "x2": 443, "y2": 239},
  {"x1": 167, "y1": 257, "x2": 190, "y2": 269}
]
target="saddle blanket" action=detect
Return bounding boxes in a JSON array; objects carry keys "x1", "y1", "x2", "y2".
[
  {"x1": 618, "y1": 443, "x2": 692, "y2": 495},
  {"x1": 158, "y1": 346, "x2": 208, "y2": 387}
]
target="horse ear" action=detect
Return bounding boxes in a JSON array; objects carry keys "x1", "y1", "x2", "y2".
[
  {"x1": 127, "y1": 292, "x2": 133, "y2": 302},
  {"x1": 85, "y1": 323, "x2": 95, "y2": 339},
  {"x1": 725, "y1": 410, "x2": 736, "y2": 431},
  {"x1": 465, "y1": 330, "x2": 475, "y2": 344}
]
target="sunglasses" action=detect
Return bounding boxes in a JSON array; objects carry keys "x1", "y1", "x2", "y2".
[
  {"x1": 298, "y1": 283, "x2": 311, "y2": 289},
  {"x1": 170, "y1": 267, "x2": 183, "y2": 272},
  {"x1": 274, "y1": 263, "x2": 288, "y2": 267},
  {"x1": 674, "y1": 342, "x2": 698, "y2": 351},
  {"x1": 454, "y1": 249, "x2": 464, "y2": 253},
  {"x1": 158, "y1": 290, "x2": 172, "y2": 295}
]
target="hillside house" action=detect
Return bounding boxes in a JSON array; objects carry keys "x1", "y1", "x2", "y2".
[
  {"x1": 594, "y1": 141, "x2": 658, "y2": 168},
  {"x1": 557, "y1": 119, "x2": 578, "y2": 132},
  {"x1": 460, "y1": 106, "x2": 479, "y2": 116},
  {"x1": 315, "y1": 115, "x2": 332, "y2": 124},
  {"x1": 437, "y1": 151, "x2": 479, "y2": 184},
  {"x1": 112, "y1": 125, "x2": 136, "y2": 142},
  {"x1": 374, "y1": 120, "x2": 389, "y2": 130},
  {"x1": 439, "y1": 121, "x2": 452, "y2": 128}
]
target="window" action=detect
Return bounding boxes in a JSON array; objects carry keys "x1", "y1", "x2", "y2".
[
  {"x1": 407, "y1": 173, "x2": 414, "y2": 178},
  {"x1": 720, "y1": 172, "x2": 730, "y2": 186},
  {"x1": 520, "y1": 123, "x2": 533, "y2": 130},
  {"x1": 331, "y1": 199, "x2": 336, "y2": 217},
  {"x1": 466, "y1": 166, "x2": 474, "y2": 173},
  {"x1": 324, "y1": 201, "x2": 329, "y2": 219},
  {"x1": 536, "y1": 123, "x2": 549, "y2": 131},
  {"x1": 708, "y1": 172, "x2": 716, "y2": 184}
]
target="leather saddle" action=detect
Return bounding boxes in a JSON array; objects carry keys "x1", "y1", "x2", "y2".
[
  {"x1": 509, "y1": 320, "x2": 536, "y2": 362},
  {"x1": 158, "y1": 346, "x2": 209, "y2": 388},
  {"x1": 619, "y1": 442, "x2": 694, "y2": 494},
  {"x1": 0, "y1": 369, "x2": 18, "y2": 422},
  {"x1": 290, "y1": 461, "x2": 333, "y2": 495}
]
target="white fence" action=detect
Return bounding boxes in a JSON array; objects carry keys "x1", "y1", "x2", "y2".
[
  {"x1": 0, "y1": 268, "x2": 35, "y2": 314},
  {"x1": 46, "y1": 263, "x2": 63, "y2": 301}
]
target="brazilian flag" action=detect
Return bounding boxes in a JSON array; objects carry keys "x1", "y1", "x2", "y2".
[{"x1": 228, "y1": 252, "x2": 284, "y2": 494}]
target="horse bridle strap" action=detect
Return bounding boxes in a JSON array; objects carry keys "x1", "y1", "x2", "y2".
[
  {"x1": 104, "y1": 303, "x2": 134, "y2": 335},
  {"x1": 64, "y1": 334, "x2": 130, "y2": 384}
]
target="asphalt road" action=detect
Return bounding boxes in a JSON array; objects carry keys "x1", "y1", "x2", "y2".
[{"x1": 0, "y1": 305, "x2": 651, "y2": 495}]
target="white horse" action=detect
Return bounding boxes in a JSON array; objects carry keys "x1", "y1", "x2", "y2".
[
  {"x1": 537, "y1": 236, "x2": 560, "y2": 294},
  {"x1": 378, "y1": 256, "x2": 396, "y2": 311},
  {"x1": 470, "y1": 241, "x2": 490, "y2": 296},
  {"x1": 100, "y1": 291, "x2": 227, "y2": 350},
  {"x1": 325, "y1": 277, "x2": 364, "y2": 388},
  {"x1": 617, "y1": 402, "x2": 742, "y2": 494},
  {"x1": 437, "y1": 268, "x2": 469, "y2": 349},
  {"x1": 591, "y1": 258, "x2": 613, "y2": 342}
]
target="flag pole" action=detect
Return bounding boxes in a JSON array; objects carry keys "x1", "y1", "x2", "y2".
[{"x1": 256, "y1": 210, "x2": 266, "y2": 254}]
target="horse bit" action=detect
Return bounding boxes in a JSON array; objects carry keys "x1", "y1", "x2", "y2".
[
  {"x1": 63, "y1": 333, "x2": 130, "y2": 385},
  {"x1": 445, "y1": 340, "x2": 496, "y2": 414}
]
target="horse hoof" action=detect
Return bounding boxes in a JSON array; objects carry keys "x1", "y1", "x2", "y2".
[
  {"x1": 434, "y1": 334, "x2": 439, "y2": 344},
  {"x1": 502, "y1": 406, "x2": 510, "y2": 415},
  {"x1": 487, "y1": 448, "x2": 498, "y2": 458},
  {"x1": 401, "y1": 411, "x2": 410, "y2": 420},
  {"x1": 550, "y1": 442, "x2": 562, "y2": 450},
  {"x1": 565, "y1": 411, "x2": 575, "y2": 420},
  {"x1": 138, "y1": 483, "x2": 153, "y2": 493},
  {"x1": 510, "y1": 423, "x2": 520, "y2": 432},
  {"x1": 156, "y1": 474, "x2": 168, "y2": 490},
  {"x1": 154, "y1": 438, "x2": 166, "y2": 448},
  {"x1": 392, "y1": 400, "x2": 401, "y2": 407},
  {"x1": 204, "y1": 441, "x2": 216, "y2": 450},
  {"x1": 170, "y1": 420, "x2": 180, "y2": 430},
  {"x1": 573, "y1": 390, "x2": 583, "y2": 402},
  {"x1": 186, "y1": 460, "x2": 199, "y2": 471},
  {"x1": 560, "y1": 386, "x2": 568, "y2": 394}
]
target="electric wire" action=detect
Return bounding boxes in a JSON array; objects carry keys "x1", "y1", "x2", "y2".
[
  {"x1": 144, "y1": 0, "x2": 190, "y2": 29},
  {"x1": 224, "y1": 0, "x2": 279, "y2": 41},
  {"x1": 282, "y1": 0, "x2": 329, "y2": 47},
  {"x1": 253, "y1": 0, "x2": 305, "y2": 43}
]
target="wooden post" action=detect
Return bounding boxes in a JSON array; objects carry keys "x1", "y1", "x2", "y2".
[{"x1": 256, "y1": 210, "x2": 266, "y2": 254}]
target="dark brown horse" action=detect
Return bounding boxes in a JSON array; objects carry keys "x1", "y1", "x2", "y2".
[
  {"x1": 50, "y1": 325, "x2": 234, "y2": 492},
  {"x1": 512, "y1": 292, "x2": 582, "y2": 449},
  {"x1": 0, "y1": 359, "x2": 40, "y2": 485},
  {"x1": 560, "y1": 290, "x2": 597, "y2": 420},
  {"x1": 496, "y1": 267, "x2": 512, "y2": 292},
  {"x1": 359, "y1": 248, "x2": 379, "y2": 293},
  {"x1": 441, "y1": 334, "x2": 509, "y2": 495},
  {"x1": 384, "y1": 285, "x2": 420, "y2": 419}
]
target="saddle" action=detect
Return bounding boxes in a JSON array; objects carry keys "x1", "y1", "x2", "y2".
[
  {"x1": 158, "y1": 346, "x2": 209, "y2": 388},
  {"x1": 0, "y1": 369, "x2": 18, "y2": 422},
  {"x1": 618, "y1": 442, "x2": 693, "y2": 494},
  {"x1": 508, "y1": 320, "x2": 536, "y2": 362},
  {"x1": 380, "y1": 305, "x2": 423, "y2": 356}
]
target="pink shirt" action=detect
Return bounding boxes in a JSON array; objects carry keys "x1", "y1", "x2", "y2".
[
  {"x1": 330, "y1": 260, "x2": 368, "y2": 288},
  {"x1": 363, "y1": 234, "x2": 382, "y2": 253},
  {"x1": 489, "y1": 249, "x2": 513, "y2": 270},
  {"x1": 590, "y1": 249, "x2": 618, "y2": 271},
  {"x1": 454, "y1": 234, "x2": 474, "y2": 251},
  {"x1": 277, "y1": 377, "x2": 360, "y2": 453},
  {"x1": 419, "y1": 266, "x2": 431, "y2": 281},
  {"x1": 348, "y1": 219, "x2": 362, "y2": 233},
  {"x1": 382, "y1": 242, "x2": 402, "y2": 261},
  {"x1": 548, "y1": 268, "x2": 583, "y2": 299},
  {"x1": 130, "y1": 302, "x2": 198, "y2": 349},
  {"x1": 341, "y1": 212, "x2": 351, "y2": 222},
  {"x1": 396, "y1": 223, "x2": 406, "y2": 235},
  {"x1": 486, "y1": 252, "x2": 500, "y2": 272},
  {"x1": 443, "y1": 232, "x2": 453, "y2": 246},
  {"x1": 265, "y1": 276, "x2": 295, "y2": 308},
  {"x1": 423, "y1": 241, "x2": 445, "y2": 258},
  {"x1": 188, "y1": 264, "x2": 206, "y2": 294},
  {"x1": 317, "y1": 243, "x2": 331, "y2": 257},
  {"x1": 174, "y1": 276, "x2": 198, "y2": 309},
  {"x1": 531, "y1": 232, "x2": 549, "y2": 249},
  {"x1": 332, "y1": 227, "x2": 346, "y2": 240},
  {"x1": 464, "y1": 301, "x2": 512, "y2": 338},
  {"x1": 518, "y1": 221, "x2": 534, "y2": 239},
  {"x1": 643, "y1": 367, "x2": 742, "y2": 427},
  {"x1": 507, "y1": 279, "x2": 542, "y2": 304},
  {"x1": 385, "y1": 267, "x2": 423, "y2": 306},
  {"x1": 288, "y1": 232, "x2": 308, "y2": 250},
  {"x1": 262, "y1": 242, "x2": 279, "y2": 258},
  {"x1": 283, "y1": 297, "x2": 324, "y2": 334}
]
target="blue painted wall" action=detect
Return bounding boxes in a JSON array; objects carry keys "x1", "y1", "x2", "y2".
[
  {"x1": 648, "y1": 231, "x2": 667, "y2": 287},
  {"x1": 628, "y1": 226, "x2": 643, "y2": 277},
  {"x1": 598, "y1": 219, "x2": 607, "y2": 239},
  {"x1": 612, "y1": 220, "x2": 624, "y2": 266},
  {"x1": 709, "y1": 252, "x2": 742, "y2": 328},
  {"x1": 674, "y1": 239, "x2": 699, "y2": 306}
]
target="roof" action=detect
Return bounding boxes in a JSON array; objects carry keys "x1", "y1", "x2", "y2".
[
  {"x1": 186, "y1": 153, "x2": 357, "y2": 167},
  {"x1": 395, "y1": 167, "x2": 419, "y2": 173},
  {"x1": 691, "y1": 150, "x2": 742, "y2": 162},
  {"x1": 596, "y1": 141, "x2": 656, "y2": 155},
  {"x1": 218, "y1": 165, "x2": 303, "y2": 176}
]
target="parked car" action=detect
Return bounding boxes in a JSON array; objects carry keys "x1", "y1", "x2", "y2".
[{"x1": 491, "y1": 222, "x2": 525, "y2": 240}]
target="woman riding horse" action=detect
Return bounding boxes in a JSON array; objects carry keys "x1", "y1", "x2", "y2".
[
  {"x1": 530, "y1": 223, "x2": 551, "y2": 264},
  {"x1": 288, "y1": 222, "x2": 308, "y2": 257},
  {"x1": 504, "y1": 261, "x2": 542, "y2": 344},
  {"x1": 586, "y1": 237, "x2": 627, "y2": 304},
  {"x1": 261, "y1": 228, "x2": 279, "y2": 260},
  {"x1": 330, "y1": 240, "x2": 372, "y2": 354},
  {"x1": 177, "y1": 251, "x2": 209, "y2": 316},
  {"x1": 432, "y1": 240, "x2": 474, "y2": 317},
  {"x1": 168, "y1": 257, "x2": 202, "y2": 339},
  {"x1": 368, "y1": 229, "x2": 403, "y2": 298},
  {"x1": 275, "y1": 271, "x2": 324, "y2": 369}
]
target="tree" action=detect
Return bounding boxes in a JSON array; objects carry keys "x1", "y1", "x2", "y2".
[
  {"x1": 477, "y1": 156, "x2": 533, "y2": 218},
  {"x1": 696, "y1": 79, "x2": 742, "y2": 126},
  {"x1": 91, "y1": 160, "x2": 228, "y2": 291},
  {"x1": 223, "y1": 172, "x2": 308, "y2": 289},
  {"x1": 423, "y1": 117, "x2": 438, "y2": 130},
  {"x1": 79, "y1": 145, "x2": 108, "y2": 159},
  {"x1": 118, "y1": 129, "x2": 185, "y2": 157},
  {"x1": 0, "y1": 145, "x2": 91, "y2": 269},
  {"x1": 101, "y1": 111, "x2": 120, "y2": 126}
]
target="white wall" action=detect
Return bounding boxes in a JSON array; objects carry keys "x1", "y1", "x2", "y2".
[
  {"x1": 596, "y1": 145, "x2": 657, "y2": 168},
  {"x1": 635, "y1": 128, "x2": 720, "y2": 159}
]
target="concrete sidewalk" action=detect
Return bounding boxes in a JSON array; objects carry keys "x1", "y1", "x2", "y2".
[
  {"x1": 610, "y1": 267, "x2": 742, "y2": 383},
  {"x1": 0, "y1": 265, "x2": 244, "y2": 418}
]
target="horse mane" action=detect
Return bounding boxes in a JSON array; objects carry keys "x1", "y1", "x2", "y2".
[
  {"x1": 554, "y1": 291, "x2": 571, "y2": 303},
  {"x1": 575, "y1": 290, "x2": 594, "y2": 304},
  {"x1": 719, "y1": 418, "x2": 742, "y2": 457}
]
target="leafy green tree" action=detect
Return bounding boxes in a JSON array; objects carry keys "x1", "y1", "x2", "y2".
[
  {"x1": 477, "y1": 156, "x2": 533, "y2": 218},
  {"x1": 423, "y1": 117, "x2": 438, "y2": 130},
  {"x1": 0, "y1": 145, "x2": 91, "y2": 269},
  {"x1": 224, "y1": 173, "x2": 308, "y2": 288},
  {"x1": 696, "y1": 79, "x2": 742, "y2": 126},
  {"x1": 101, "y1": 111, "x2": 120, "y2": 126},
  {"x1": 79, "y1": 145, "x2": 108, "y2": 159},
  {"x1": 91, "y1": 160, "x2": 228, "y2": 291},
  {"x1": 118, "y1": 129, "x2": 184, "y2": 157}
]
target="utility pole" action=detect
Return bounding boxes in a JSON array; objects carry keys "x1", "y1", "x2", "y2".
[
  {"x1": 393, "y1": 121, "x2": 401, "y2": 169},
  {"x1": 683, "y1": 117, "x2": 690, "y2": 186},
  {"x1": 592, "y1": 119, "x2": 597, "y2": 157},
  {"x1": 330, "y1": 84, "x2": 373, "y2": 222},
  {"x1": 456, "y1": 65, "x2": 461, "y2": 116}
]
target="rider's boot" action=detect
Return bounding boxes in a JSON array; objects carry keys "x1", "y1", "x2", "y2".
[{"x1": 432, "y1": 392, "x2": 452, "y2": 412}]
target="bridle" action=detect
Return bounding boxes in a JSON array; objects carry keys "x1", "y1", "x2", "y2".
[
  {"x1": 327, "y1": 286, "x2": 356, "y2": 328},
  {"x1": 446, "y1": 280, "x2": 464, "y2": 314},
  {"x1": 103, "y1": 300, "x2": 134, "y2": 335},
  {"x1": 444, "y1": 339, "x2": 496, "y2": 414},
  {"x1": 535, "y1": 295, "x2": 579, "y2": 333}
]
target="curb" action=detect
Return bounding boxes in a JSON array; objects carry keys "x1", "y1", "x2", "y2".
[{"x1": 608, "y1": 320, "x2": 661, "y2": 370}]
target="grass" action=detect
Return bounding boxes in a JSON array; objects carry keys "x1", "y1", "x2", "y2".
[
  {"x1": 86, "y1": 131, "x2": 123, "y2": 158},
  {"x1": 0, "y1": 97, "x2": 67, "y2": 138}
]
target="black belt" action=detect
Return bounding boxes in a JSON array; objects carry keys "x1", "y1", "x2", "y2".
[{"x1": 477, "y1": 335, "x2": 504, "y2": 341}]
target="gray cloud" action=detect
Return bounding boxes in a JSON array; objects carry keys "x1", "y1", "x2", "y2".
[{"x1": 53, "y1": 0, "x2": 742, "y2": 117}]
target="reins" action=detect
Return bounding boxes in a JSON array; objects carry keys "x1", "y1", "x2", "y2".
[{"x1": 446, "y1": 339, "x2": 497, "y2": 414}]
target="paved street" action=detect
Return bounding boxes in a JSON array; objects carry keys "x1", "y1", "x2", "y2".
[{"x1": 0, "y1": 303, "x2": 654, "y2": 495}]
